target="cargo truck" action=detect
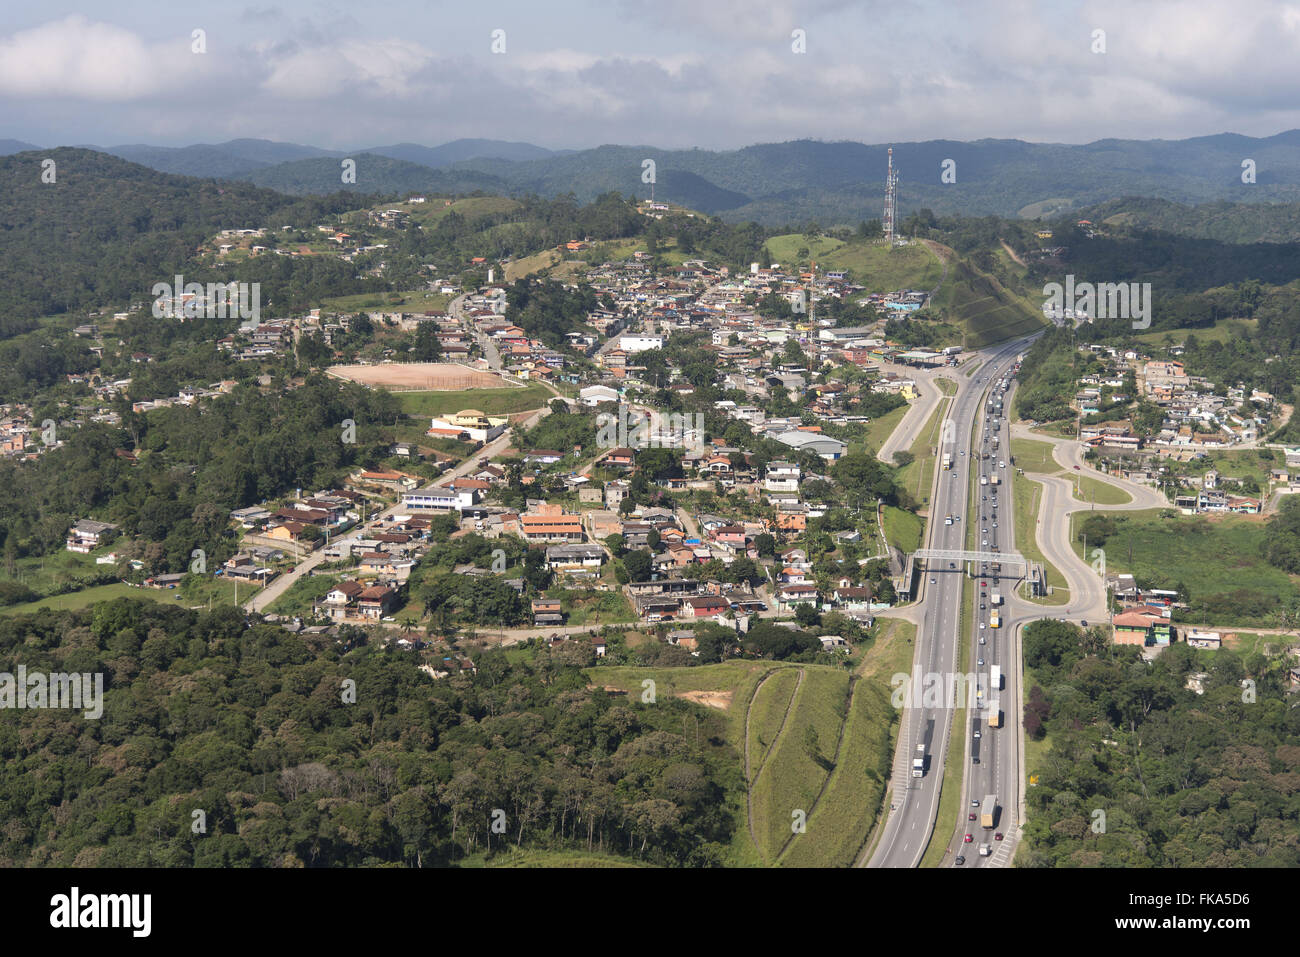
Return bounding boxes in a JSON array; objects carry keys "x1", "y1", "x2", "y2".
[
  {"x1": 912, "y1": 743, "x2": 926, "y2": 777},
  {"x1": 990, "y1": 474, "x2": 1000, "y2": 485},
  {"x1": 991, "y1": 591, "x2": 1002, "y2": 605},
  {"x1": 981, "y1": 794, "x2": 997, "y2": 828},
  {"x1": 988, "y1": 699, "x2": 1001, "y2": 728},
  {"x1": 989, "y1": 610, "x2": 1000, "y2": 628},
  {"x1": 942, "y1": 453, "x2": 952, "y2": 470},
  {"x1": 991, "y1": 664, "x2": 1002, "y2": 690}
]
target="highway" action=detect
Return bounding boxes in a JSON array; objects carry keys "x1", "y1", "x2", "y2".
[{"x1": 867, "y1": 336, "x2": 1035, "y2": 868}]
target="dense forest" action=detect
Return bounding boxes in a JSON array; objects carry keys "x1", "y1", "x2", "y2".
[
  {"x1": 1019, "y1": 619, "x2": 1300, "y2": 867},
  {"x1": 0, "y1": 375, "x2": 401, "y2": 566},
  {"x1": 0, "y1": 600, "x2": 739, "y2": 866}
]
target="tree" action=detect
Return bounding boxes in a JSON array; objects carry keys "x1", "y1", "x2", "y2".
[
  {"x1": 412, "y1": 323, "x2": 443, "y2": 362},
  {"x1": 794, "y1": 603, "x2": 821, "y2": 628},
  {"x1": 623, "y1": 549, "x2": 653, "y2": 582}
]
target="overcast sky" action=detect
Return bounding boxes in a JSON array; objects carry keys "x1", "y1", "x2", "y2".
[{"x1": 4, "y1": 0, "x2": 1300, "y2": 150}]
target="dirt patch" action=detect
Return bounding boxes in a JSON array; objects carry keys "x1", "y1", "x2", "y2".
[
  {"x1": 327, "y1": 362, "x2": 508, "y2": 391},
  {"x1": 679, "y1": 689, "x2": 733, "y2": 711}
]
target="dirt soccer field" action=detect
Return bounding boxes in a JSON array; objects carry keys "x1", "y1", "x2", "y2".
[{"x1": 327, "y1": 362, "x2": 511, "y2": 391}]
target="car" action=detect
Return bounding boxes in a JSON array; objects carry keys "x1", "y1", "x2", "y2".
[
  {"x1": 993, "y1": 522, "x2": 998, "y2": 528},
  {"x1": 981, "y1": 581, "x2": 987, "y2": 587},
  {"x1": 1073, "y1": 464, "x2": 1081, "y2": 470},
  {"x1": 979, "y1": 622, "x2": 986, "y2": 630},
  {"x1": 1000, "y1": 461, "x2": 1006, "y2": 468},
  {"x1": 930, "y1": 577, "x2": 936, "y2": 584},
  {"x1": 971, "y1": 800, "x2": 980, "y2": 807},
  {"x1": 980, "y1": 636, "x2": 986, "y2": 644},
  {"x1": 977, "y1": 657, "x2": 984, "y2": 666},
  {"x1": 981, "y1": 591, "x2": 987, "y2": 598},
  {"x1": 968, "y1": 813, "x2": 977, "y2": 821},
  {"x1": 981, "y1": 539, "x2": 988, "y2": 546},
  {"x1": 974, "y1": 729, "x2": 981, "y2": 738},
  {"x1": 1081, "y1": 619, "x2": 1088, "y2": 626},
  {"x1": 960, "y1": 450, "x2": 966, "y2": 455},
  {"x1": 955, "y1": 855, "x2": 966, "y2": 865},
  {"x1": 980, "y1": 603, "x2": 986, "y2": 610},
  {"x1": 981, "y1": 495, "x2": 986, "y2": 501},
  {"x1": 949, "y1": 562, "x2": 956, "y2": 569},
  {"x1": 964, "y1": 833, "x2": 973, "y2": 843},
  {"x1": 995, "y1": 832, "x2": 1004, "y2": 841}
]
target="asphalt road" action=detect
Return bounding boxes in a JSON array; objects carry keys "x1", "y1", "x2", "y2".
[{"x1": 867, "y1": 336, "x2": 1035, "y2": 869}]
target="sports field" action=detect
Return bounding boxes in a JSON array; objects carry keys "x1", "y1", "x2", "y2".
[{"x1": 327, "y1": 362, "x2": 511, "y2": 391}]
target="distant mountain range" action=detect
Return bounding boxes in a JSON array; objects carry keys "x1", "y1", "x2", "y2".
[{"x1": 7, "y1": 132, "x2": 1300, "y2": 226}]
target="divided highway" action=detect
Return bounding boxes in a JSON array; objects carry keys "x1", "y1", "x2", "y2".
[{"x1": 867, "y1": 336, "x2": 1036, "y2": 869}]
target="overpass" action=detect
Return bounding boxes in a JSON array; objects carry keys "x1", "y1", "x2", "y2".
[{"x1": 913, "y1": 548, "x2": 1029, "y2": 572}]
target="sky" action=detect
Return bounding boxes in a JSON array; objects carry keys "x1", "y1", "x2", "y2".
[{"x1": 3, "y1": 0, "x2": 1300, "y2": 151}]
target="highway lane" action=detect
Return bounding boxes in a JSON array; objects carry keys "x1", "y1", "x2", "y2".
[{"x1": 867, "y1": 337, "x2": 1034, "y2": 869}]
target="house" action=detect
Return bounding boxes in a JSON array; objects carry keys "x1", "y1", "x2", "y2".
[
  {"x1": 579, "y1": 384, "x2": 619, "y2": 407},
  {"x1": 531, "y1": 598, "x2": 564, "y2": 626},
  {"x1": 591, "y1": 635, "x2": 607, "y2": 657},
  {"x1": 317, "y1": 580, "x2": 365, "y2": 620},
  {"x1": 1185, "y1": 630, "x2": 1221, "y2": 649},
  {"x1": 520, "y1": 504, "x2": 585, "y2": 542},
  {"x1": 684, "y1": 595, "x2": 730, "y2": 618},
  {"x1": 1111, "y1": 609, "x2": 1172, "y2": 646},
  {"x1": 357, "y1": 585, "x2": 399, "y2": 619},
  {"x1": 403, "y1": 485, "x2": 461, "y2": 513},
  {"x1": 66, "y1": 519, "x2": 118, "y2": 553},
  {"x1": 545, "y1": 543, "x2": 605, "y2": 572},
  {"x1": 603, "y1": 447, "x2": 636, "y2": 469},
  {"x1": 427, "y1": 409, "x2": 507, "y2": 443}
]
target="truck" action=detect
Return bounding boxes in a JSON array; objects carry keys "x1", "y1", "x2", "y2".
[
  {"x1": 944, "y1": 514, "x2": 954, "y2": 525},
  {"x1": 988, "y1": 699, "x2": 1002, "y2": 728},
  {"x1": 942, "y1": 452, "x2": 952, "y2": 471},
  {"x1": 981, "y1": 794, "x2": 998, "y2": 828},
  {"x1": 991, "y1": 591, "x2": 1002, "y2": 606},
  {"x1": 991, "y1": 664, "x2": 1002, "y2": 691},
  {"x1": 989, "y1": 610, "x2": 1001, "y2": 629},
  {"x1": 912, "y1": 743, "x2": 926, "y2": 777},
  {"x1": 980, "y1": 475, "x2": 988, "y2": 486},
  {"x1": 978, "y1": 842, "x2": 992, "y2": 857},
  {"x1": 990, "y1": 474, "x2": 1000, "y2": 485}
]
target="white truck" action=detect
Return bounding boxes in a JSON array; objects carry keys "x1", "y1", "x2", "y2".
[
  {"x1": 991, "y1": 664, "x2": 1002, "y2": 691},
  {"x1": 912, "y1": 743, "x2": 926, "y2": 777},
  {"x1": 991, "y1": 591, "x2": 1003, "y2": 606}
]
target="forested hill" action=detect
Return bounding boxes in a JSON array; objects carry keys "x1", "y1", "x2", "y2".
[
  {"x1": 0, "y1": 600, "x2": 737, "y2": 867},
  {"x1": 0, "y1": 148, "x2": 370, "y2": 330}
]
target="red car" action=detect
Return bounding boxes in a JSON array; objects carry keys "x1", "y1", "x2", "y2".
[
  {"x1": 968, "y1": 813, "x2": 976, "y2": 821},
  {"x1": 1073, "y1": 465, "x2": 1080, "y2": 470},
  {"x1": 964, "y1": 833, "x2": 973, "y2": 843},
  {"x1": 995, "y1": 832, "x2": 1004, "y2": 841}
]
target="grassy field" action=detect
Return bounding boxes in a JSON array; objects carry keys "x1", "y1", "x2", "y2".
[
  {"x1": 266, "y1": 574, "x2": 339, "y2": 616},
  {"x1": 395, "y1": 383, "x2": 553, "y2": 417},
  {"x1": 750, "y1": 668, "x2": 851, "y2": 863},
  {"x1": 764, "y1": 233, "x2": 847, "y2": 267},
  {"x1": 505, "y1": 248, "x2": 561, "y2": 281},
  {"x1": 1069, "y1": 473, "x2": 1132, "y2": 506},
  {"x1": 1011, "y1": 475, "x2": 1072, "y2": 603},
  {"x1": 935, "y1": 377, "x2": 958, "y2": 396},
  {"x1": 1134, "y1": 317, "x2": 1258, "y2": 348},
  {"x1": 1010, "y1": 437, "x2": 1060, "y2": 473},
  {"x1": 882, "y1": 505, "x2": 924, "y2": 554},
  {"x1": 1067, "y1": 509, "x2": 1299, "y2": 624},
  {"x1": 820, "y1": 241, "x2": 946, "y2": 292},
  {"x1": 319, "y1": 289, "x2": 450, "y2": 313},
  {"x1": 466, "y1": 848, "x2": 649, "y2": 868},
  {"x1": 860, "y1": 403, "x2": 909, "y2": 455},
  {"x1": 0, "y1": 582, "x2": 150, "y2": 615}
]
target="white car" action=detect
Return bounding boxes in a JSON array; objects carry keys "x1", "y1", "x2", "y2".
[
  {"x1": 979, "y1": 622, "x2": 986, "y2": 630},
  {"x1": 974, "y1": 730, "x2": 981, "y2": 739}
]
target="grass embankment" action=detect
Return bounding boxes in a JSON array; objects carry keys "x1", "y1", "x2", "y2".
[
  {"x1": 861, "y1": 403, "x2": 909, "y2": 455},
  {"x1": 895, "y1": 401, "x2": 950, "y2": 508},
  {"x1": 750, "y1": 668, "x2": 851, "y2": 863},
  {"x1": 1011, "y1": 474, "x2": 1071, "y2": 604},
  {"x1": 882, "y1": 505, "x2": 924, "y2": 554},
  {"x1": 820, "y1": 241, "x2": 945, "y2": 292}
]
